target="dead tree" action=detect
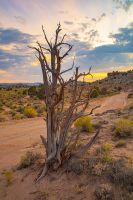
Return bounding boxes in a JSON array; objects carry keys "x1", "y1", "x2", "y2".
[{"x1": 29, "y1": 23, "x2": 100, "y2": 181}]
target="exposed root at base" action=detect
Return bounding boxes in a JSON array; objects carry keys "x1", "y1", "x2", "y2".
[{"x1": 35, "y1": 164, "x2": 48, "y2": 183}]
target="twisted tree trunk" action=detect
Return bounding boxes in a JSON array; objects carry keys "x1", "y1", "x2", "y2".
[{"x1": 29, "y1": 23, "x2": 100, "y2": 182}]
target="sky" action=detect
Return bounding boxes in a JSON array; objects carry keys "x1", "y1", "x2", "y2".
[{"x1": 0, "y1": 0, "x2": 133, "y2": 83}]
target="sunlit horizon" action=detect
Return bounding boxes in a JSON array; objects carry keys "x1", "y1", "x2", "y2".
[{"x1": 0, "y1": 0, "x2": 133, "y2": 83}]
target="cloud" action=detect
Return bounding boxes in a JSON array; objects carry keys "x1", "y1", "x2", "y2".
[
  {"x1": 0, "y1": 27, "x2": 36, "y2": 71},
  {"x1": 113, "y1": 0, "x2": 133, "y2": 11},
  {"x1": 98, "y1": 13, "x2": 106, "y2": 21},
  {"x1": 79, "y1": 22, "x2": 88, "y2": 31},
  {"x1": 0, "y1": 20, "x2": 133, "y2": 82},
  {"x1": 110, "y1": 22, "x2": 133, "y2": 46},
  {"x1": 85, "y1": 30, "x2": 99, "y2": 42},
  {"x1": 0, "y1": 69, "x2": 7, "y2": 75},
  {"x1": 71, "y1": 22, "x2": 133, "y2": 72},
  {"x1": 0, "y1": 27, "x2": 34, "y2": 44},
  {"x1": 91, "y1": 18, "x2": 97, "y2": 22},
  {"x1": 58, "y1": 10, "x2": 68, "y2": 14},
  {"x1": 91, "y1": 13, "x2": 106, "y2": 24},
  {"x1": 71, "y1": 33, "x2": 79, "y2": 38},
  {"x1": 64, "y1": 21, "x2": 74, "y2": 25},
  {"x1": 92, "y1": 22, "x2": 133, "y2": 53},
  {"x1": 14, "y1": 16, "x2": 26, "y2": 25}
]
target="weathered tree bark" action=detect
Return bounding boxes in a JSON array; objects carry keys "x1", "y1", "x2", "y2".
[{"x1": 29, "y1": 23, "x2": 100, "y2": 182}]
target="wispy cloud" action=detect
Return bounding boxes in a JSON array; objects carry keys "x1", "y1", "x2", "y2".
[
  {"x1": 113, "y1": 0, "x2": 133, "y2": 11},
  {"x1": 0, "y1": 27, "x2": 34, "y2": 44},
  {"x1": 14, "y1": 16, "x2": 26, "y2": 25},
  {"x1": 0, "y1": 0, "x2": 133, "y2": 82},
  {"x1": 64, "y1": 21, "x2": 74, "y2": 25}
]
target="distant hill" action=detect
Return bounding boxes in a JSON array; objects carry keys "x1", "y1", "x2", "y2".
[
  {"x1": 0, "y1": 82, "x2": 42, "y2": 87},
  {"x1": 91, "y1": 70, "x2": 133, "y2": 91}
]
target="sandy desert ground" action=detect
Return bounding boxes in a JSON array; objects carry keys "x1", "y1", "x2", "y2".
[
  {"x1": 0, "y1": 92, "x2": 132, "y2": 200},
  {"x1": 0, "y1": 92, "x2": 128, "y2": 170}
]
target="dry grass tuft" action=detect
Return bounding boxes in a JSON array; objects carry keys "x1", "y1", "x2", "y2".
[
  {"x1": 114, "y1": 118, "x2": 133, "y2": 138},
  {"x1": 74, "y1": 116, "x2": 94, "y2": 133},
  {"x1": 18, "y1": 151, "x2": 41, "y2": 169}
]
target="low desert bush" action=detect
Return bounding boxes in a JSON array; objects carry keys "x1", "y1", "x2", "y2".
[
  {"x1": 96, "y1": 143, "x2": 113, "y2": 163},
  {"x1": 87, "y1": 156, "x2": 106, "y2": 176},
  {"x1": 102, "y1": 144, "x2": 113, "y2": 163},
  {"x1": 90, "y1": 89, "x2": 99, "y2": 98},
  {"x1": 95, "y1": 184, "x2": 114, "y2": 200},
  {"x1": 0, "y1": 116, "x2": 6, "y2": 122},
  {"x1": 114, "y1": 118, "x2": 133, "y2": 138},
  {"x1": 3, "y1": 170, "x2": 13, "y2": 185},
  {"x1": 102, "y1": 154, "x2": 113, "y2": 163},
  {"x1": 36, "y1": 104, "x2": 46, "y2": 115},
  {"x1": 16, "y1": 106, "x2": 24, "y2": 113},
  {"x1": 0, "y1": 101, "x2": 3, "y2": 110},
  {"x1": 96, "y1": 143, "x2": 112, "y2": 156},
  {"x1": 100, "y1": 87, "x2": 108, "y2": 95},
  {"x1": 36, "y1": 85, "x2": 45, "y2": 99},
  {"x1": 66, "y1": 158, "x2": 84, "y2": 175},
  {"x1": 18, "y1": 151, "x2": 41, "y2": 169},
  {"x1": 108, "y1": 159, "x2": 133, "y2": 193},
  {"x1": 35, "y1": 190, "x2": 49, "y2": 200},
  {"x1": 115, "y1": 140, "x2": 126, "y2": 148},
  {"x1": 13, "y1": 113, "x2": 23, "y2": 120},
  {"x1": 128, "y1": 93, "x2": 133, "y2": 99},
  {"x1": 74, "y1": 116, "x2": 94, "y2": 133},
  {"x1": 28, "y1": 86, "x2": 37, "y2": 96},
  {"x1": 24, "y1": 107, "x2": 37, "y2": 118},
  {"x1": 101, "y1": 143, "x2": 112, "y2": 152},
  {"x1": 10, "y1": 110, "x2": 17, "y2": 117}
]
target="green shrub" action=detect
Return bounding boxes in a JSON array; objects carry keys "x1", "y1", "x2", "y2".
[
  {"x1": 96, "y1": 144, "x2": 113, "y2": 163},
  {"x1": 108, "y1": 159, "x2": 133, "y2": 193},
  {"x1": 3, "y1": 170, "x2": 13, "y2": 185},
  {"x1": 16, "y1": 106, "x2": 24, "y2": 113},
  {"x1": 36, "y1": 85, "x2": 45, "y2": 99},
  {"x1": 10, "y1": 110, "x2": 17, "y2": 117},
  {"x1": 102, "y1": 144, "x2": 112, "y2": 163},
  {"x1": 13, "y1": 113, "x2": 23, "y2": 120},
  {"x1": 22, "y1": 89, "x2": 27, "y2": 95},
  {"x1": 128, "y1": 93, "x2": 133, "y2": 99},
  {"x1": 90, "y1": 89, "x2": 99, "y2": 98},
  {"x1": 94, "y1": 86, "x2": 100, "y2": 93},
  {"x1": 35, "y1": 191, "x2": 49, "y2": 200},
  {"x1": 102, "y1": 153, "x2": 113, "y2": 163},
  {"x1": 74, "y1": 116, "x2": 94, "y2": 133},
  {"x1": 101, "y1": 143, "x2": 112, "y2": 153},
  {"x1": 0, "y1": 101, "x2": 3, "y2": 110},
  {"x1": 114, "y1": 118, "x2": 133, "y2": 138},
  {"x1": 18, "y1": 151, "x2": 41, "y2": 169},
  {"x1": 67, "y1": 158, "x2": 84, "y2": 175},
  {"x1": 87, "y1": 157, "x2": 106, "y2": 176},
  {"x1": 24, "y1": 107, "x2": 37, "y2": 118},
  {"x1": 28, "y1": 86, "x2": 37, "y2": 96},
  {"x1": 115, "y1": 140, "x2": 126, "y2": 148},
  {"x1": 100, "y1": 87, "x2": 108, "y2": 95},
  {"x1": 95, "y1": 184, "x2": 114, "y2": 200},
  {"x1": 35, "y1": 104, "x2": 46, "y2": 114},
  {"x1": 0, "y1": 116, "x2": 6, "y2": 122}
]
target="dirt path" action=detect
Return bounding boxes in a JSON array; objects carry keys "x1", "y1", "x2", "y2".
[
  {"x1": 92, "y1": 92, "x2": 128, "y2": 113},
  {"x1": 0, "y1": 92, "x2": 129, "y2": 170},
  {"x1": 0, "y1": 118, "x2": 45, "y2": 169}
]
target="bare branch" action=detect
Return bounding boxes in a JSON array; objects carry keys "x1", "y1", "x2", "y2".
[
  {"x1": 60, "y1": 56, "x2": 75, "y2": 75},
  {"x1": 42, "y1": 25, "x2": 52, "y2": 48},
  {"x1": 74, "y1": 128, "x2": 101, "y2": 158}
]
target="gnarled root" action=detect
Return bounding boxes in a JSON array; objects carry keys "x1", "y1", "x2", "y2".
[
  {"x1": 36, "y1": 164, "x2": 48, "y2": 183},
  {"x1": 35, "y1": 154, "x2": 62, "y2": 183}
]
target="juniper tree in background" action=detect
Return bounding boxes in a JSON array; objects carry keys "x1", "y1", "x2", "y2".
[{"x1": 29, "y1": 23, "x2": 100, "y2": 181}]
